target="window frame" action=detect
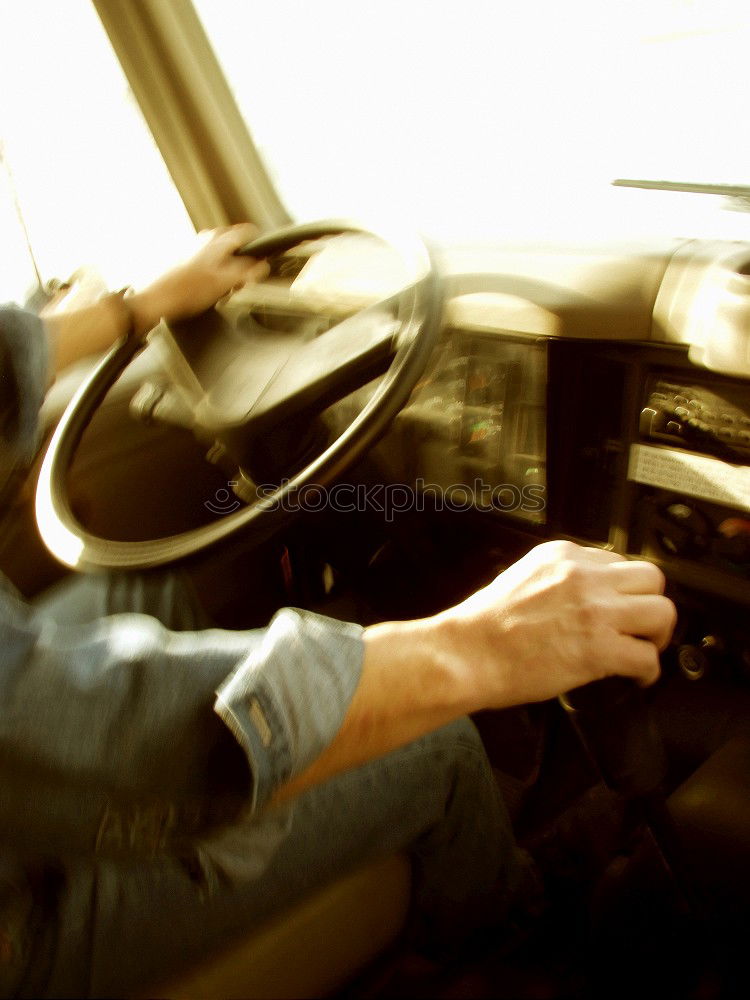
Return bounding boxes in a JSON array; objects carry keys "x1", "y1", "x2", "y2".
[{"x1": 92, "y1": 0, "x2": 290, "y2": 233}]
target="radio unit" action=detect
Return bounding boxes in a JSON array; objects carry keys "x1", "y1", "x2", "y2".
[
  {"x1": 629, "y1": 372, "x2": 750, "y2": 584},
  {"x1": 543, "y1": 339, "x2": 750, "y2": 605}
]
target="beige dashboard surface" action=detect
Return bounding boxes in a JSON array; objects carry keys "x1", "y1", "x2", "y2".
[
  {"x1": 441, "y1": 241, "x2": 678, "y2": 339},
  {"x1": 223, "y1": 234, "x2": 750, "y2": 362},
  {"x1": 228, "y1": 234, "x2": 680, "y2": 341}
]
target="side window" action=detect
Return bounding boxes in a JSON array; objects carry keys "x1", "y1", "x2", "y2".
[{"x1": 0, "y1": 0, "x2": 195, "y2": 305}]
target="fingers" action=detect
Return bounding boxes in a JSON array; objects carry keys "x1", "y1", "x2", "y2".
[
  {"x1": 540, "y1": 543, "x2": 669, "y2": 599},
  {"x1": 219, "y1": 222, "x2": 261, "y2": 251},
  {"x1": 146, "y1": 223, "x2": 270, "y2": 321},
  {"x1": 539, "y1": 541, "x2": 676, "y2": 663},
  {"x1": 610, "y1": 634, "x2": 662, "y2": 686},
  {"x1": 578, "y1": 545, "x2": 625, "y2": 564},
  {"x1": 533, "y1": 540, "x2": 623, "y2": 564},
  {"x1": 196, "y1": 223, "x2": 262, "y2": 260},
  {"x1": 583, "y1": 550, "x2": 674, "y2": 651},
  {"x1": 219, "y1": 225, "x2": 268, "y2": 282},
  {"x1": 243, "y1": 259, "x2": 271, "y2": 282},
  {"x1": 543, "y1": 542, "x2": 666, "y2": 597},
  {"x1": 554, "y1": 544, "x2": 665, "y2": 592},
  {"x1": 199, "y1": 222, "x2": 259, "y2": 243},
  {"x1": 612, "y1": 593, "x2": 677, "y2": 651},
  {"x1": 201, "y1": 224, "x2": 269, "y2": 290},
  {"x1": 228, "y1": 258, "x2": 271, "y2": 294},
  {"x1": 605, "y1": 559, "x2": 666, "y2": 594}
]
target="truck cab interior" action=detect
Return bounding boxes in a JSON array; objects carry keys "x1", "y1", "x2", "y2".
[{"x1": 2, "y1": 1, "x2": 750, "y2": 997}]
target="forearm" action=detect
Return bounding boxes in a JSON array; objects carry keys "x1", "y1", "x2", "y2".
[
  {"x1": 43, "y1": 288, "x2": 160, "y2": 374},
  {"x1": 273, "y1": 616, "x2": 479, "y2": 803}
]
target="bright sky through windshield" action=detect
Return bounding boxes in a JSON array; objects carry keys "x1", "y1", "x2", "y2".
[
  {"x1": 196, "y1": 0, "x2": 750, "y2": 243},
  {"x1": 0, "y1": 0, "x2": 195, "y2": 302},
  {"x1": 2, "y1": 0, "x2": 750, "y2": 306}
]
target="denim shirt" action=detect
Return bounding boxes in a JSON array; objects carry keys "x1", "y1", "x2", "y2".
[{"x1": 0, "y1": 305, "x2": 365, "y2": 885}]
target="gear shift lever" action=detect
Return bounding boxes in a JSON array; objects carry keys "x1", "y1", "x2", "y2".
[
  {"x1": 560, "y1": 675, "x2": 701, "y2": 916},
  {"x1": 559, "y1": 676, "x2": 667, "y2": 798}
]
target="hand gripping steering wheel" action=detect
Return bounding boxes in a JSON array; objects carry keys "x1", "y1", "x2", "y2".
[{"x1": 36, "y1": 221, "x2": 442, "y2": 571}]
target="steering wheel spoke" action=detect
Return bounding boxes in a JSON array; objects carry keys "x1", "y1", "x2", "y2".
[{"x1": 239, "y1": 302, "x2": 400, "y2": 431}]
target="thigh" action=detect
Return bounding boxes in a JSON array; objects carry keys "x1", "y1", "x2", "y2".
[{"x1": 22, "y1": 718, "x2": 516, "y2": 999}]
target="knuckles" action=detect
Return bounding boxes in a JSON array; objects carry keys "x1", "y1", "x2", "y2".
[
  {"x1": 575, "y1": 596, "x2": 611, "y2": 636},
  {"x1": 657, "y1": 596, "x2": 678, "y2": 649},
  {"x1": 534, "y1": 539, "x2": 580, "y2": 562},
  {"x1": 640, "y1": 560, "x2": 667, "y2": 594},
  {"x1": 501, "y1": 541, "x2": 677, "y2": 673}
]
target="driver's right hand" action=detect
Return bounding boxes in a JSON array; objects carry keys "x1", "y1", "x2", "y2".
[
  {"x1": 129, "y1": 223, "x2": 271, "y2": 335},
  {"x1": 432, "y1": 540, "x2": 677, "y2": 709}
]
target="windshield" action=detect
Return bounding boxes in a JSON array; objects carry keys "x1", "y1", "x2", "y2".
[{"x1": 195, "y1": 0, "x2": 750, "y2": 245}]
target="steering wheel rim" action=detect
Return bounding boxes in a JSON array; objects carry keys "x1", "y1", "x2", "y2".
[{"x1": 36, "y1": 220, "x2": 442, "y2": 571}]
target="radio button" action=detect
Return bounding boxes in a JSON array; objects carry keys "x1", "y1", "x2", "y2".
[
  {"x1": 639, "y1": 407, "x2": 660, "y2": 436},
  {"x1": 686, "y1": 417, "x2": 709, "y2": 431}
]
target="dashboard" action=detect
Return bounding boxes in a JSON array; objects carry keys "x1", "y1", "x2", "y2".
[
  {"x1": 244, "y1": 233, "x2": 750, "y2": 688},
  {"x1": 291, "y1": 238, "x2": 750, "y2": 562},
  {"x1": 201, "y1": 236, "x2": 750, "y2": 582}
]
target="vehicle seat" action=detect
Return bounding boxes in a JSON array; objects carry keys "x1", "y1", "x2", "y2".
[
  {"x1": 149, "y1": 852, "x2": 412, "y2": 999},
  {"x1": 667, "y1": 734, "x2": 750, "y2": 899}
]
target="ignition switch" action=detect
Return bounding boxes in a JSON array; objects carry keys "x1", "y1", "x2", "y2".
[{"x1": 677, "y1": 634, "x2": 726, "y2": 681}]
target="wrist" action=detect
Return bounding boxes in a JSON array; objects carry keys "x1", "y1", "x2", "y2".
[
  {"x1": 428, "y1": 604, "x2": 520, "y2": 711},
  {"x1": 128, "y1": 271, "x2": 202, "y2": 337},
  {"x1": 363, "y1": 615, "x2": 482, "y2": 721},
  {"x1": 126, "y1": 288, "x2": 162, "y2": 340}
]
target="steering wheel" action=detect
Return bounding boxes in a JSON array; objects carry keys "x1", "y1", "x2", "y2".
[{"x1": 35, "y1": 221, "x2": 442, "y2": 571}]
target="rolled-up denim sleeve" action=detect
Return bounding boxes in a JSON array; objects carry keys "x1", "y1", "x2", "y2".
[
  {"x1": 0, "y1": 585, "x2": 364, "y2": 864},
  {"x1": 215, "y1": 608, "x2": 365, "y2": 813}
]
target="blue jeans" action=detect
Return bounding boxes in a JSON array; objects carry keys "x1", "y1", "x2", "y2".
[{"x1": 15, "y1": 573, "x2": 520, "y2": 998}]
